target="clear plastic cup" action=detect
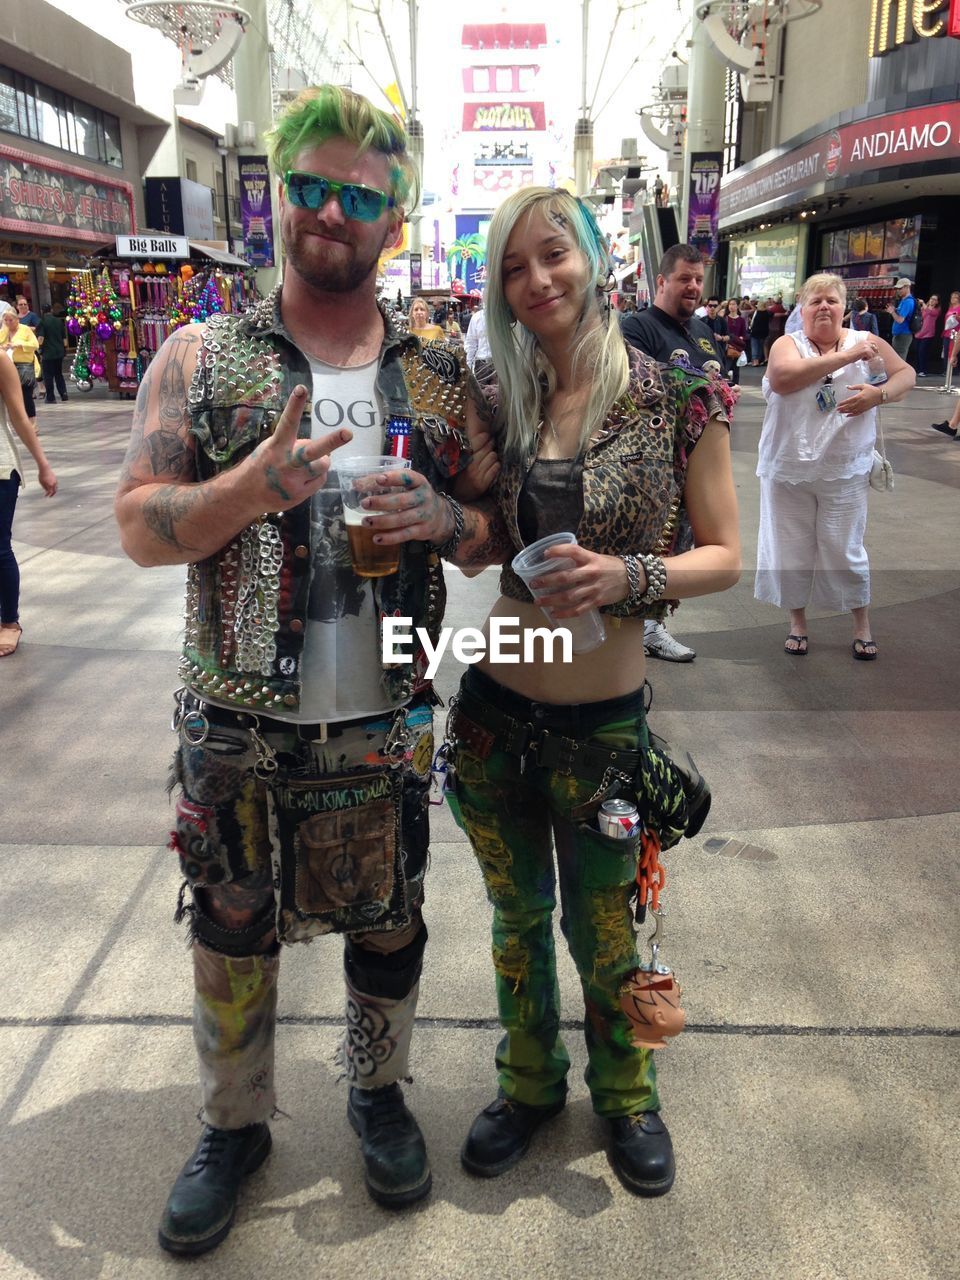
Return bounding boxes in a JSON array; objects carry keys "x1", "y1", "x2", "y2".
[
  {"x1": 337, "y1": 455, "x2": 412, "y2": 577},
  {"x1": 511, "y1": 532, "x2": 607, "y2": 654}
]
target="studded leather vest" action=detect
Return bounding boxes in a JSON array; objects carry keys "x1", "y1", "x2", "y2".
[
  {"x1": 484, "y1": 347, "x2": 736, "y2": 621},
  {"x1": 180, "y1": 287, "x2": 471, "y2": 714}
]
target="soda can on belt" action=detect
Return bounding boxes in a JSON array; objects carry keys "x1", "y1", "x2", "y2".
[{"x1": 598, "y1": 798, "x2": 640, "y2": 839}]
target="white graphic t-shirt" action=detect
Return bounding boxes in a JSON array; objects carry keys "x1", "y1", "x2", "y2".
[{"x1": 284, "y1": 354, "x2": 405, "y2": 723}]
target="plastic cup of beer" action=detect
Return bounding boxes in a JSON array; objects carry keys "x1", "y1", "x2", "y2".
[
  {"x1": 511, "y1": 532, "x2": 606, "y2": 654},
  {"x1": 337, "y1": 455, "x2": 412, "y2": 578}
]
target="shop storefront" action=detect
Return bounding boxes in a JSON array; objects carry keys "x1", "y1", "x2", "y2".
[
  {"x1": 727, "y1": 225, "x2": 805, "y2": 305},
  {"x1": 1, "y1": 14, "x2": 166, "y2": 313},
  {"x1": 0, "y1": 143, "x2": 137, "y2": 311},
  {"x1": 719, "y1": 11, "x2": 960, "y2": 338}
]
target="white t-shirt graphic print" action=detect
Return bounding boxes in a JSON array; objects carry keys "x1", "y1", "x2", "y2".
[{"x1": 292, "y1": 354, "x2": 406, "y2": 722}]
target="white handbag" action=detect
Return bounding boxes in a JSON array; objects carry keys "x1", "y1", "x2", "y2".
[{"x1": 869, "y1": 410, "x2": 894, "y2": 492}]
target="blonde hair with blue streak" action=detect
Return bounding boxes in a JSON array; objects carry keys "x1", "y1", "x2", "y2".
[{"x1": 484, "y1": 187, "x2": 628, "y2": 460}]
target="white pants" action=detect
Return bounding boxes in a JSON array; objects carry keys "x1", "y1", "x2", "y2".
[{"x1": 754, "y1": 473, "x2": 870, "y2": 612}]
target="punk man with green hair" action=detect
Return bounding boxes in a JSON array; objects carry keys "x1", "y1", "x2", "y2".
[{"x1": 116, "y1": 84, "x2": 503, "y2": 1255}]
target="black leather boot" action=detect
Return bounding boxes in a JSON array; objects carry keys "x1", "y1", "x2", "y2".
[
  {"x1": 608, "y1": 1111, "x2": 675, "y2": 1196},
  {"x1": 158, "y1": 1122, "x2": 271, "y2": 1255},
  {"x1": 461, "y1": 1092, "x2": 566, "y2": 1177},
  {"x1": 347, "y1": 1083, "x2": 431, "y2": 1208}
]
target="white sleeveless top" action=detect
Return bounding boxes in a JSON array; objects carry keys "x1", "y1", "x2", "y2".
[
  {"x1": 757, "y1": 329, "x2": 877, "y2": 483},
  {"x1": 0, "y1": 392, "x2": 25, "y2": 487}
]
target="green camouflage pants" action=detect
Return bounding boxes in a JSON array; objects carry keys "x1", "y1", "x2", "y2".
[{"x1": 451, "y1": 668, "x2": 658, "y2": 1118}]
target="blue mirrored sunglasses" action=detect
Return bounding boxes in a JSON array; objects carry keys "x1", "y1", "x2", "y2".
[{"x1": 283, "y1": 171, "x2": 396, "y2": 222}]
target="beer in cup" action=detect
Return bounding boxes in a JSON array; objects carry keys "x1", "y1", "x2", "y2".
[
  {"x1": 511, "y1": 532, "x2": 606, "y2": 654},
  {"x1": 337, "y1": 455, "x2": 412, "y2": 578}
]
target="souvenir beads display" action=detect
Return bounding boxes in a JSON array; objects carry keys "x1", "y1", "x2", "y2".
[{"x1": 65, "y1": 259, "x2": 259, "y2": 398}]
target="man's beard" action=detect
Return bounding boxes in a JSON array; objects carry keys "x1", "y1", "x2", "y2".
[{"x1": 284, "y1": 224, "x2": 387, "y2": 293}]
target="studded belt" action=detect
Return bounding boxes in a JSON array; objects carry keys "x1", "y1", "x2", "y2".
[{"x1": 452, "y1": 688, "x2": 644, "y2": 781}]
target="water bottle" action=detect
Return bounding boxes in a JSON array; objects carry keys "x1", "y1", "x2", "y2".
[{"x1": 867, "y1": 353, "x2": 888, "y2": 386}]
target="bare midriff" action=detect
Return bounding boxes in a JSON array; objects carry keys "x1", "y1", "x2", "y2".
[{"x1": 475, "y1": 595, "x2": 647, "y2": 704}]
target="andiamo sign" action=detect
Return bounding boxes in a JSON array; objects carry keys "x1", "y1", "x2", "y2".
[{"x1": 720, "y1": 101, "x2": 960, "y2": 224}]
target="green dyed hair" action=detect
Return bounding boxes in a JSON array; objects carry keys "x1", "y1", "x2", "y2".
[{"x1": 266, "y1": 84, "x2": 419, "y2": 213}]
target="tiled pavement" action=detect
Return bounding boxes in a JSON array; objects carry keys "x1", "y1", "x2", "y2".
[{"x1": 1, "y1": 372, "x2": 957, "y2": 1280}]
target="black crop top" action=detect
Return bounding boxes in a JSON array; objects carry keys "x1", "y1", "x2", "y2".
[{"x1": 516, "y1": 457, "x2": 585, "y2": 546}]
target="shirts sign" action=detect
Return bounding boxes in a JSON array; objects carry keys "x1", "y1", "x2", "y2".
[{"x1": 0, "y1": 143, "x2": 135, "y2": 244}]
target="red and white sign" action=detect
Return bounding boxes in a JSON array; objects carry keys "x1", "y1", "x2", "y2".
[
  {"x1": 463, "y1": 65, "x2": 540, "y2": 94},
  {"x1": 461, "y1": 23, "x2": 546, "y2": 50},
  {"x1": 463, "y1": 102, "x2": 546, "y2": 132},
  {"x1": 473, "y1": 167, "x2": 537, "y2": 194},
  {"x1": 0, "y1": 143, "x2": 136, "y2": 243},
  {"x1": 720, "y1": 101, "x2": 960, "y2": 223}
]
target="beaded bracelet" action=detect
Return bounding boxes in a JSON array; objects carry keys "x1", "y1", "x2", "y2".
[{"x1": 430, "y1": 493, "x2": 465, "y2": 559}]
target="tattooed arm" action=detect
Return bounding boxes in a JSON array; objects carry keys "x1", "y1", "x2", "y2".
[
  {"x1": 453, "y1": 497, "x2": 512, "y2": 569},
  {"x1": 115, "y1": 328, "x2": 352, "y2": 566}
]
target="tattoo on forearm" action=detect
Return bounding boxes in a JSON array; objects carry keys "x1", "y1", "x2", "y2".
[
  {"x1": 455, "y1": 501, "x2": 511, "y2": 567},
  {"x1": 466, "y1": 373, "x2": 495, "y2": 427},
  {"x1": 142, "y1": 484, "x2": 204, "y2": 552}
]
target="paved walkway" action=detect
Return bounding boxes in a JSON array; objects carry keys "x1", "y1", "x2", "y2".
[{"x1": 1, "y1": 371, "x2": 958, "y2": 1279}]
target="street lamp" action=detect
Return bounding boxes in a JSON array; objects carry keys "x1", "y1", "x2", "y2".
[{"x1": 217, "y1": 138, "x2": 233, "y2": 253}]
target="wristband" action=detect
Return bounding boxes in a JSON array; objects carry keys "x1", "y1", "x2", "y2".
[
  {"x1": 621, "y1": 553, "x2": 668, "y2": 606},
  {"x1": 879, "y1": 387, "x2": 888, "y2": 404},
  {"x1": 429, "y1": 493, "x2": 464, "y2": 559},
  {"x1": 621, "y1": 554, "x2": 644, "y2": 607},
  {"x1": 637, "y1": 553, "x2": 668, "y2": 604}
]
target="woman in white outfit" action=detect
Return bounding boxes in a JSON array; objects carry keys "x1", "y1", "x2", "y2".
[{"x1": 755, "y1": 272, "x2": 914, "y2": 659}]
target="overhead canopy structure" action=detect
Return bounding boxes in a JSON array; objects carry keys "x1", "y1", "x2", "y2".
[{"x1": 188, "y1": 241, "x2": 252, "y2": 268}]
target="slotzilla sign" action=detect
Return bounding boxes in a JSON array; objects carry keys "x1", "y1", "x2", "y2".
[
  {"x1": 462, "y1": 102, "x2": 546, "y2": 131},
  {"x1": 0, "y1": 143, "x2": 136, "y2": 243},
  {"x1": 720, "y1": 101, "x2": 960, "y2": 224}
]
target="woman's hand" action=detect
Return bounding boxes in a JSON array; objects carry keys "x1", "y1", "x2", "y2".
[
  {"x1": 360, "y1": 468, "x2": 456, "y2": 546},
  {"x1": 837, "y1": 382, "x2": 884, "y2": 417},
  {"x1": 452, "y1": 429, "x2": 500, "y2": 501},
  {"x1": 527, "y1": 544, "x2": 630, "y2": 617},
  {"x1": 38, "y1": 462, "x2": 57, "y2": 496},
  {"x1": 847, "y1": 337, "x2": 879, "y2": 366}
]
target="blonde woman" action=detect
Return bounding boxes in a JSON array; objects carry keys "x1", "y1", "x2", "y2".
[
  {"x1": 756, "y1": 272, "x2": 914, "y2": 658},
  {"x1": 444, "y1": 188, "x2": 740, "y2": 1195},
  {"x1": 406, "y1": 296, "x2": 444, "y2": 341},
  {"x1": 1, "y1": 309, "x2": 40, "y2": 430}
]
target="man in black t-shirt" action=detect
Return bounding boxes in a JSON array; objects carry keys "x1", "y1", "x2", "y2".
[
  {"x1": 620, "y1": 244, "x2": 722, "y2": 663},
  {"x1": 621, "y1": 249, "x2": 723, "y2": 375},
  {"x1": 37, "y1": 304, "x2": 68, "y2": 403}
]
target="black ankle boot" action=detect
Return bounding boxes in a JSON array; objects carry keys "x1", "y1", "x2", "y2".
[
  {"x1": 608, "y1": 1111, "x2": 675, "y2": 1196},
  {"x1": 158, "y1": 1122, "x2": 271, "y2": 1255},
  {"x1": 461, "y1": 1092, "x2": 566, "y2": 1177},
  {"x1": 347, "y1": 1083, "x2": 431, "y2": 1208}
]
